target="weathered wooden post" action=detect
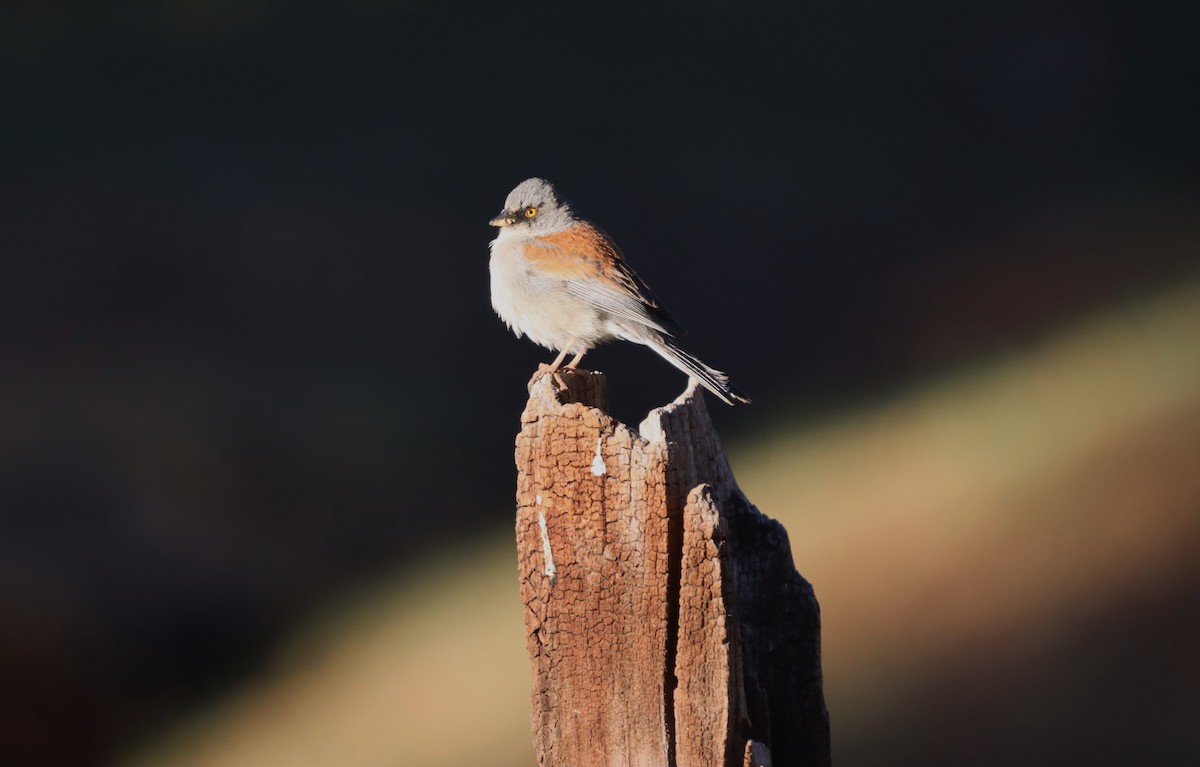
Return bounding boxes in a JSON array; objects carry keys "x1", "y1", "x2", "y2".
[{"x1": 514, "y1": 369, "x2": 831, "y2": 767}]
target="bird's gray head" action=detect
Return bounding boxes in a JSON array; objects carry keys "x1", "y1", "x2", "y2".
[{"x1": 489, "y1": 177, "x2": 576, "y2": 234}]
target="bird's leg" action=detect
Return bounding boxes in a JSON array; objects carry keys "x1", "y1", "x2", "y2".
[
  {"x1": 564, "y1": 348, "x2": 587, "y2": 369},
  {"x1": 544, "y1": 344, "x2": 573, "y2": 373},
  {"x1": 538, "y1": 340, "x2": 577, "y2": 392}
]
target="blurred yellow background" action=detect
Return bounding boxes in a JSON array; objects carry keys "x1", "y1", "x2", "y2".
[{"x1": 132, "y1": 275, "x2": 1200, "y2": 767}]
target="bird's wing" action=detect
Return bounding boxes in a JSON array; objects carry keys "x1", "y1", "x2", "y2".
[{"x1": 528, "y1": 223, "x2": 685, "y2": 337}]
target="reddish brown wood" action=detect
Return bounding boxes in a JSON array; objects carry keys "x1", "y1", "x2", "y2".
[{"x1": 514, "y1": 369, "x2": 830, "y2": 767}]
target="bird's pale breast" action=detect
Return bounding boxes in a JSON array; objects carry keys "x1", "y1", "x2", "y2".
[{"x1": 489, "y1": 234, "x2": 612, "y2": 353}]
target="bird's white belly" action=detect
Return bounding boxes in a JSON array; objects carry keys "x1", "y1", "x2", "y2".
[{"x1": 489, "y1": 238, "x2": 606, "y2": 352}]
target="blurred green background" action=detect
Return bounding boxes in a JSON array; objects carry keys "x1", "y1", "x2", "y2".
[{"x1": 2, "y1": 1, "x2": 1198, "y2": 765}]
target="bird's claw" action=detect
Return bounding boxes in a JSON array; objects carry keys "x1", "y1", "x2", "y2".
[{"x1": 536, "y1": 362, "x2": 569, "y2": 392}]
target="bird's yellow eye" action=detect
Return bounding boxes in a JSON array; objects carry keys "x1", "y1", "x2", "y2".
[{"x1": 524, "y1": 206, "x2": 538, "y2": 218}]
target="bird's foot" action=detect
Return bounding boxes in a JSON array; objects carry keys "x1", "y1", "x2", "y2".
[{"x1": 536, "y1": 362, "x2": 569, "y2": 392}]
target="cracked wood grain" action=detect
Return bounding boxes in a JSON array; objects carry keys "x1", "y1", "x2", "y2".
[{"x1": 514, "y1": 369, "x2": 830, "y2": 767}]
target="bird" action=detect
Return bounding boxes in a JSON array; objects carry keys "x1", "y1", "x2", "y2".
[{"x1": 488, "y1": 177, "x2": 750, "y2": 405}]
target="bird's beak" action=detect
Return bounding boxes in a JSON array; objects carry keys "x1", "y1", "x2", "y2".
[{"x1": 489, "y1": 210, "x2": 519, "y2": 227}]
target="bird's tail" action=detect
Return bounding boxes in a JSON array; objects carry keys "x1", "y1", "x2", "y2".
[{"x1": 644, "y1": 336, "x2": 751, "y2": 406}]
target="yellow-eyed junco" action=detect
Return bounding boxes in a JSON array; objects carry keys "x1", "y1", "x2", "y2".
[{"x1": 489, "y1": 178, "x2": 749, "y2": 405}]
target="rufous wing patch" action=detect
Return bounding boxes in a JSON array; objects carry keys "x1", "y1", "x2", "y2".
[{"x1": 530, "y1": 224, "x2": 658, "y2": 307}]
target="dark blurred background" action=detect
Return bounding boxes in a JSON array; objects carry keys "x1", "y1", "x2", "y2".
[{"x1": 2, "y1": 1, "x2": 1198, "y2": 765}]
